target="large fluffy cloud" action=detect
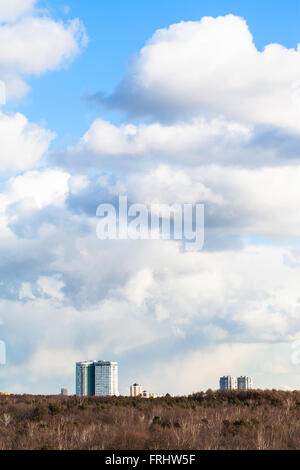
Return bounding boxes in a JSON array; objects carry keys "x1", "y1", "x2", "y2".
[{"x1": 100, "y1": 14, "x2": 300, "y2": 133}]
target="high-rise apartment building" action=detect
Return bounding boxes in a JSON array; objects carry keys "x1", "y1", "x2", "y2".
[
  {"x1": 76, "y1": 360, "x2": 118, "y2": 396},
  {"x1": 76, "y1": 361, "x2": 96, "y2": 396},
  {"x1": 95, "y1": 361, "x2": 118, "y2": 396},
  {"x1": 237, "y1": 376, "x2": 253, "y2": 390},
  {"x1": 219, "y1": 375, "x2": 237, "y2": 390}
]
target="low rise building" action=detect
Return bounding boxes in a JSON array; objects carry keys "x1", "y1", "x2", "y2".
[{"x1": 130, "y1": 383, "x2": 142, "y2": 397}]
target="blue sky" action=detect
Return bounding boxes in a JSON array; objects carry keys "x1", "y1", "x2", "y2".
[
  {"x1": 9, "y1": 0, "x2": 300, "y2": 147},
  {"x1": 1, "y1": 1, "x2": 300, "y2": 395}
]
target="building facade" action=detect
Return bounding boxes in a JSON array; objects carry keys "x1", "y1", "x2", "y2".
[
  {"x1": 76, "y1": 361, "x2": 96, "y2": 396},
  {"x1": 219, "y1": 375, "x2": 237, "y2": 390},
  {"x1": 130, "y1": 383, "x2": 142, "y2": 397},
  {"x1": 95, "y1": 361, "x2": 118, "y2": 396},
  {"x1": 76, "y1": 360, "x2": 118, "y2": 396},
  {"x1": 237, "y1": 376, "x2": 254, "y2": 390}
]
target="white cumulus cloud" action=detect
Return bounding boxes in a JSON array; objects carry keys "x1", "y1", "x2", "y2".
[{"x1": 105, "y1": 14, "x2": 300, "y2": 133}]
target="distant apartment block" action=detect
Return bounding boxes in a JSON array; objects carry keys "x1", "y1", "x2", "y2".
[
  {"x1": 130, "y1": 383, "x2": 142, "y2": 397},
  {"x1": 219, "y1": 376, "x2": 237, "y2": 390},
  {"x1": 237, "y1": 376, "x2": 254, "y2": 390},
  {"x1": 219, "y1": 375, "x2": 254, "y2": 390},
  {"x1": 61, "y1": 388, "x2": 69, "y2": 396},
  {"x1": 76, "y1": 360, "x2": 119, "y2": 396}
]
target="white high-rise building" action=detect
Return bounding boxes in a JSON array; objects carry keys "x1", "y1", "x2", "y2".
[
  {"x1": 219, "y1": 376, "x2": 237, "y2": 390},
  {"x1": 95, "y1": 360, "x2": 119, "y2": 396},
  {"x1": 237, "y1": 376, "x2": 254, "y2": 390},
  {"x1": 76, "y1": 360, "x2": 119, "y2": 396}
]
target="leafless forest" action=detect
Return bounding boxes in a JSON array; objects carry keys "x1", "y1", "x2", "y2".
[{"x1": 0, "y1": 390, "x2": 299, "y2": 450}]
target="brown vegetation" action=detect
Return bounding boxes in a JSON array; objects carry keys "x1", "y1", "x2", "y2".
[{"x1": 0, "y1": 390, "x2": 299, "y2": 450}]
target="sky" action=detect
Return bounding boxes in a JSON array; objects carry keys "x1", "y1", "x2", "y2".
[{"x1": 1, "y1": 0, "x2": 300, "y2": 395}]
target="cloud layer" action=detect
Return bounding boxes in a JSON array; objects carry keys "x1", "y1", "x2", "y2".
[{"x1": 1, "y1": 12, "x2": 300, "y2": 394}]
